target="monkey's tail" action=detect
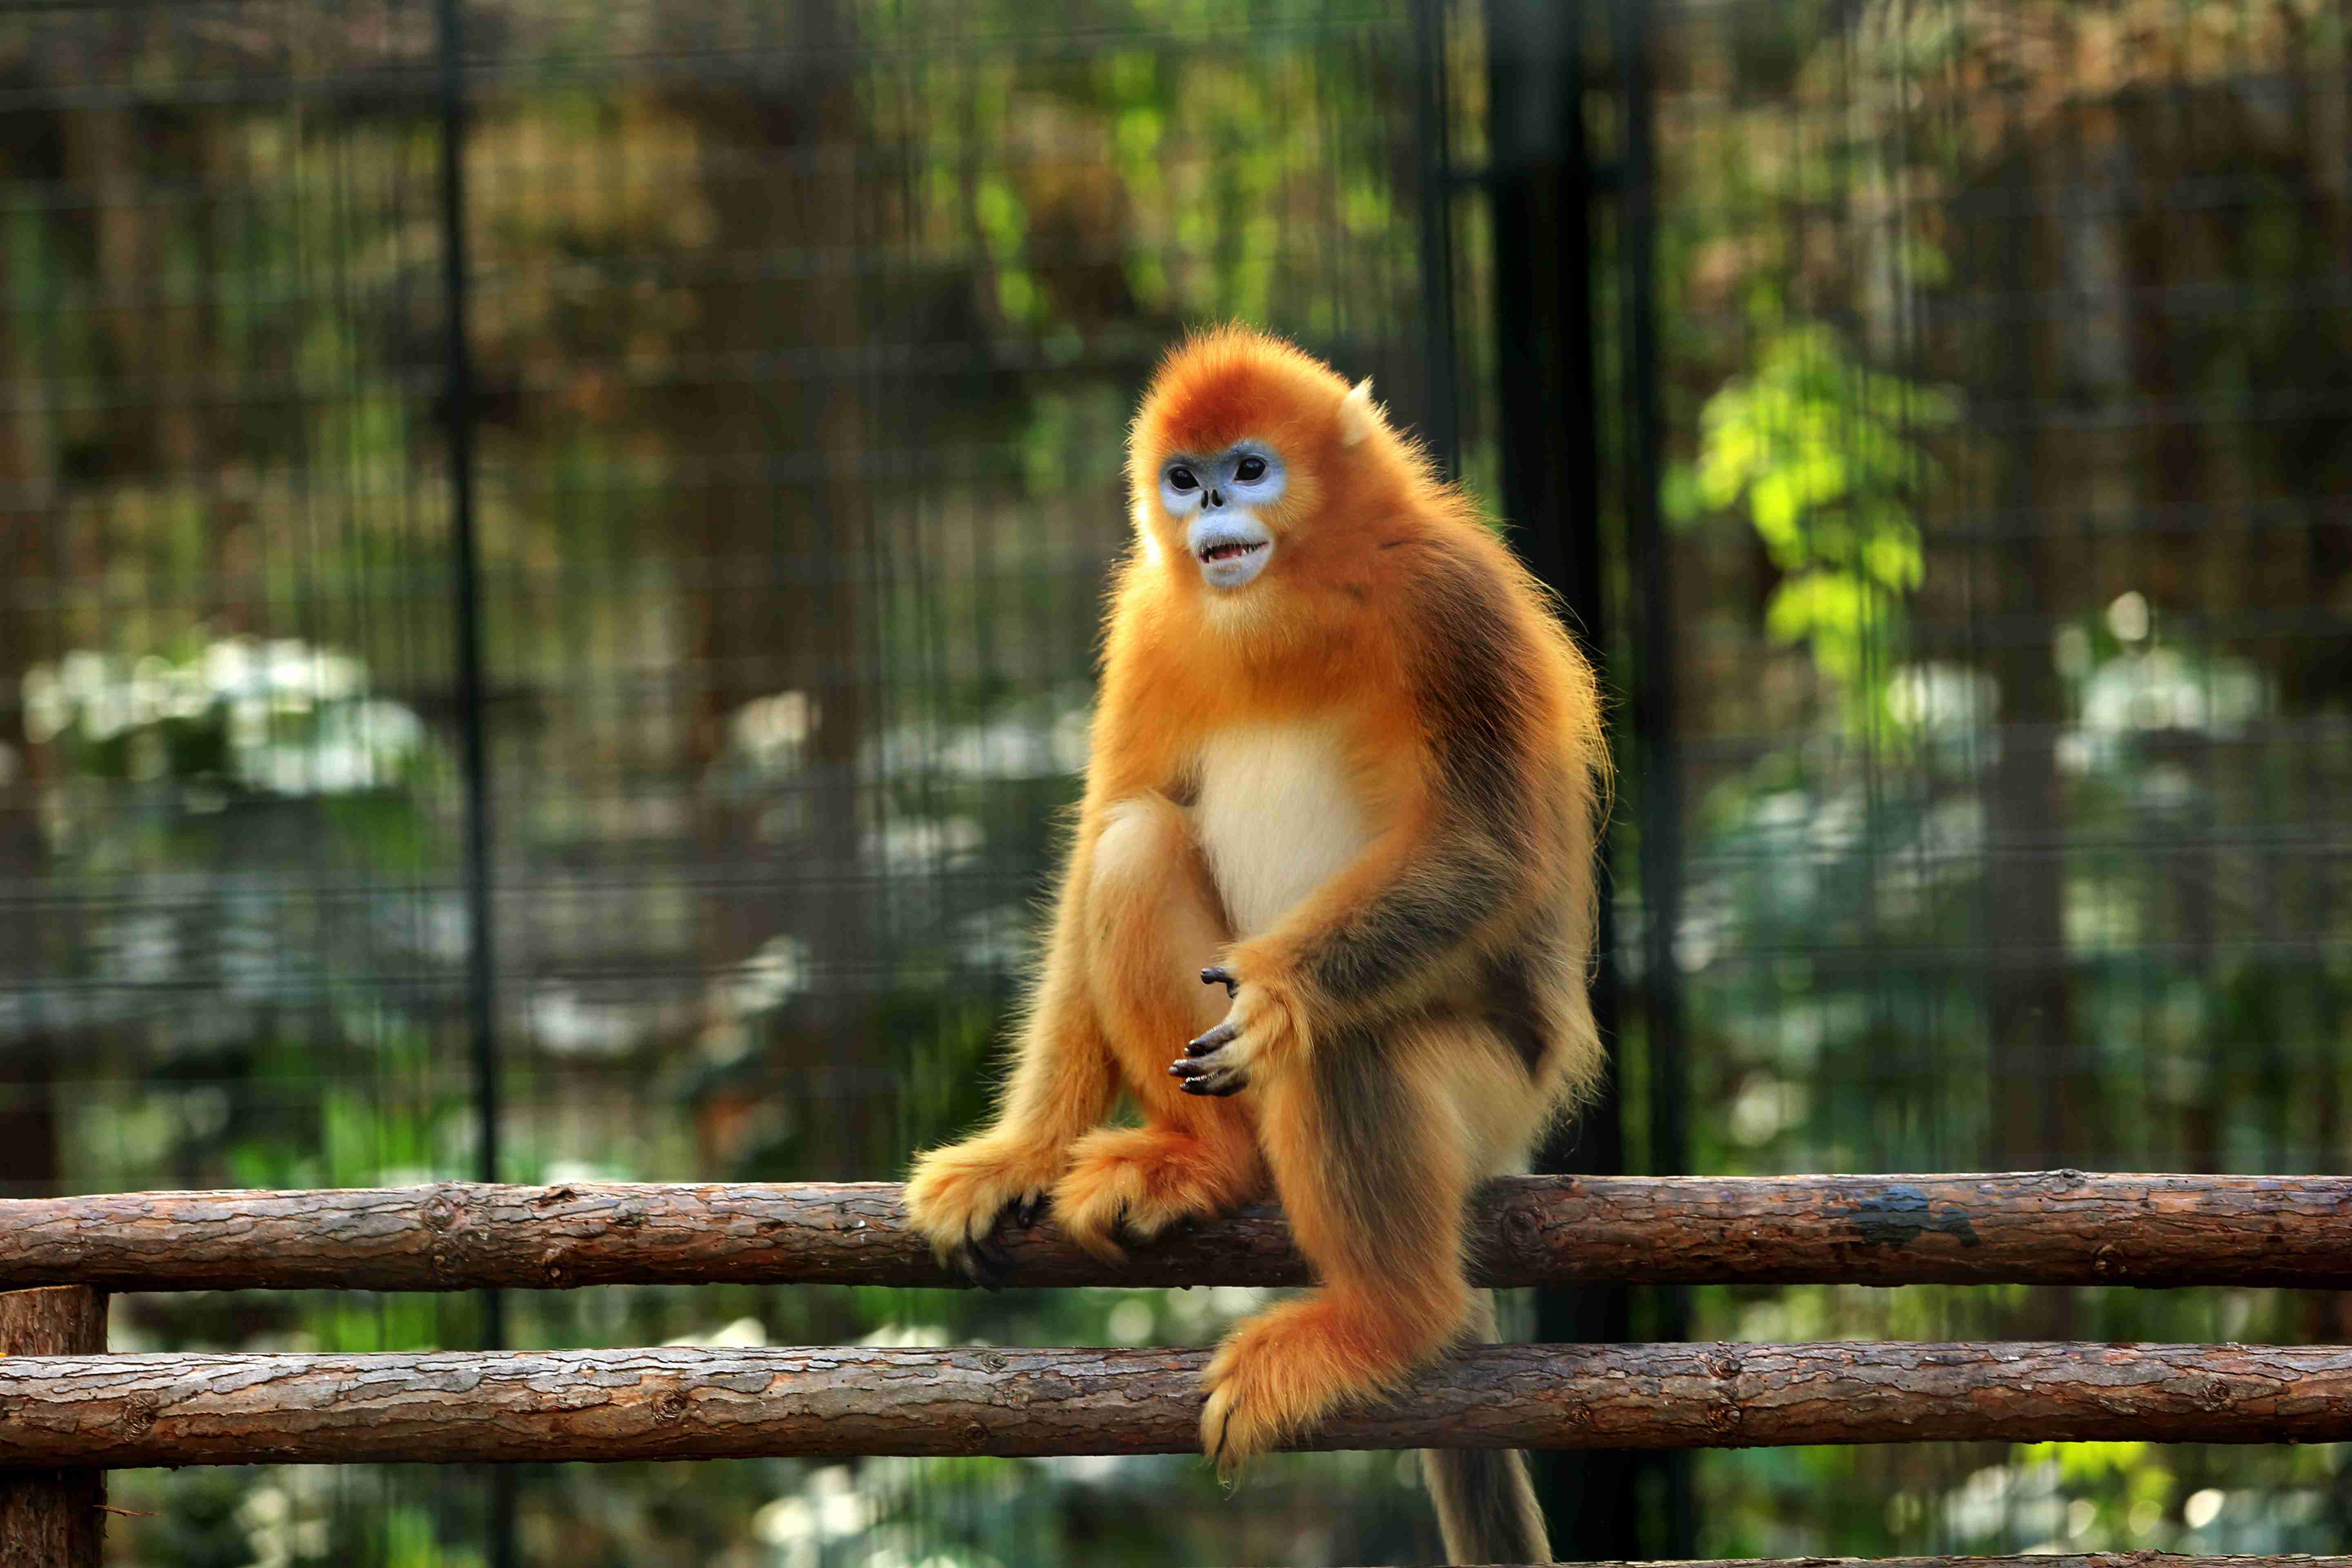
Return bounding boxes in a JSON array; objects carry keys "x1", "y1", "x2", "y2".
[
  {"x1": 1423, "y1": 1291, "x2": 1552, "y2": 1565},
  {"x1": 1425, "y1": 1447, "x2": 1549, "y2": 1565}
]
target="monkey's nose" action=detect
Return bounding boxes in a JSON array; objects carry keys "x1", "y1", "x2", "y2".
[{"x1": 1205, "y1": 488, "x2": 1225, "y2": 509}]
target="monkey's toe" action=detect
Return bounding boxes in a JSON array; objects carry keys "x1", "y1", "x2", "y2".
[
  {"x1": 1199, "y1": 965, "x2": 1239, "y2": 998},
  {"x1": 1198, "y1": 1366, "x2": 1284, "y2": 1479},
  {"x1": 952, "y1": 1236, "x2": 1009, "y2": 1292}
]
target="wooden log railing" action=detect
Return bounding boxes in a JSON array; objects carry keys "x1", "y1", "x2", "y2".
[
  {"x1": 9, "y1": 1172, "x2": 2352, "y2": 1565},
  {"x1": 8, "y1": 1170, "x2": 2352, "y2": 1292},
  {"x1": 6, "y1": 1340, "x2": 2352, "y2": 1468}
]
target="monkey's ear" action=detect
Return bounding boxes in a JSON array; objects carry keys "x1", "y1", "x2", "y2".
[{"x1": 1337, "y1": 377, "x2": 1383, "y2": 447}]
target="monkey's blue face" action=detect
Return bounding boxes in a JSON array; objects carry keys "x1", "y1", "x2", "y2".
[{"x1": 1160, "y1": 444, "x2": 1287, "y2": 590}]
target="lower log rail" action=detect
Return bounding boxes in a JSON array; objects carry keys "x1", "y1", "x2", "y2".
[
  {"x1": 2, "y1": 1341, "x2": 2348, "y2": 1468},
  {"x1": 8, "y1": 1171, "x2": 2352, "y2": 1294}
]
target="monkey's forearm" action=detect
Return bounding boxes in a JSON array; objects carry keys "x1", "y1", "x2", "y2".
[{"x1": 1255, "y1": 825, "x2": 1531, "y2": 1025}]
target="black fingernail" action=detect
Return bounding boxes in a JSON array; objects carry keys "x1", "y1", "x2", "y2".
[{"x1": 1185, "y1": 1023, "x2": 1236, "y2": 1057}]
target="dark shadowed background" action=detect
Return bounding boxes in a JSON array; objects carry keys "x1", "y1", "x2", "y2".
[{"x1": 0, "y1": 0, "x2": 2347, "y2": 1562}]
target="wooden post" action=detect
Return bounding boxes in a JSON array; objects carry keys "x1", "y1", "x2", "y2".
[{"x1": 0, "y1": 1286, "x2": 104, "y2": 1566}]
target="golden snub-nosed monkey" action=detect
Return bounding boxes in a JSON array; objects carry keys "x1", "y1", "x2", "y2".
[{"x1": 906, "y1": 324, "x2": 1606, "y2": 1567}]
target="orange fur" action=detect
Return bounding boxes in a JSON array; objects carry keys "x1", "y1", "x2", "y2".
[{"x1": 906, "y1": 325, "x2": 1606, "y2": 1563}]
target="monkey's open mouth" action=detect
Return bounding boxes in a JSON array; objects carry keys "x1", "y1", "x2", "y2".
[{"x1": 1187, "y1": 518, "x2": 1275, "y2": 589}]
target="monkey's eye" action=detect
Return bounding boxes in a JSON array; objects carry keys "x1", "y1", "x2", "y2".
[
  {"x1": 1167, "y1": 466, "x2": 1198, "y2": 492},
  {"x1": 1234, "y1": 455, "x2": 1267, "y2": 483}
]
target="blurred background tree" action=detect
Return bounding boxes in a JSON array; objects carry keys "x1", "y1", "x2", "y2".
[{"x1": 0, "y1": 0, "x2": 2345, "y2": 1562}]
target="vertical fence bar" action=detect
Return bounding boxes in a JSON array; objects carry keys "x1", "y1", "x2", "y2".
[
  {"x1": 434, "y1": 0, "x2": 498, "y2": 1211},
  {"x1": 1611, "y1": 0, "x2": 1694, "y2": 1548},
  {"x1": 0, "y1": 1287, "x2": 104, "y2": 1566},
  {"x1": 1413, "y1": 0, "x2": 1462, "y2": 475},
  {"x1": 1484, "y1": 0, "x2": 1644, "y2": 1552},
  {"x1": 434, "y1": 0, "x2": 514, "y2": 1562}
]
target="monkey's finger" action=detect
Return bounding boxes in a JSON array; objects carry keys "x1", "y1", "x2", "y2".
[
  {"x1": 1172, "y1": 1058, "x2": 1246, "y2": 1096},
  {"x1": 1183, "y1": 1022, "x2": 1238, "y2": 1058},
  {"x1": 1009, "y1": 1194, "x2": 1045, "y2": 1229},
  {"x1": 1199, "y1": 965, "x2": 1239, "y2": 998}
]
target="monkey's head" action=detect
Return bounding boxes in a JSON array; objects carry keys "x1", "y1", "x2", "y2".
[{"x1": 1127, "y1": 325, "x2": 1404, "y2": 599}]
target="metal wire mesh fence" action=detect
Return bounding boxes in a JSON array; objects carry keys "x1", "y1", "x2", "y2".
[
  {"x1": 1630, "y1": 0, "x2": 2352, "y2": 1552},
  {"x1": 0, "y1": 0, "x2": 2345, "y2": 1562}
]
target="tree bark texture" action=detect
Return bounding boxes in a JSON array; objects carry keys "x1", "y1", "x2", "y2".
[
  {"x1": 0, "y1": 1340, "x2": 2348, "y2": 1468},
  {"x1": 9, "y1": 1171, "x2": 2352, "y2": 1294},
  {"x1": 0, "y1": 1287, "x2": 104, "y2": 1565}
]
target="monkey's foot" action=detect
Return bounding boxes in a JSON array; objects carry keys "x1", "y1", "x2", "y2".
[
  {"x1": 1199, "y1": 1294, "x2": 1419, "y2": 1478},
  {"x1": 1051, "y1": 1126, "x2": 1263, "y2": 1262},
  {"x1": 903, "y1": 1136, "x2": 1064, "y2": 1290}
]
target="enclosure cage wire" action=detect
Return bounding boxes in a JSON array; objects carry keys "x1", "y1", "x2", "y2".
[
  {"x1": 1635, "y1": 0, "x2": 2352, "y2": 1551},
  {"x1": 2, "y1": 0, "x2": 2350, "y2": 1562}
]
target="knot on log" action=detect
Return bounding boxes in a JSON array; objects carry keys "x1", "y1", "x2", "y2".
[{"x1": 1703, "y1": 1350, "x2": 1744, "y2": 1438}]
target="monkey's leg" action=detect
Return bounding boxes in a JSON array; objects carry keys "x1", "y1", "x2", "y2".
[
  {"x1": 1200, "y1": 1014, "x2": 1525, "y2": 1471},
  {"x1": 1051, "y1": 794, "x2": 1265, "y2": 1260},
  {"x1": 905, "y1": 877, "x2": 1120, "y2": 1288}
]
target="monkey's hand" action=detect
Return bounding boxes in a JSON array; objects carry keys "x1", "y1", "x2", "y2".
[
  {"x1": 903, "y1": 1135, "x2": 1062, "y2": 1290},
  {"x1": 1168, "y1": 964, "x2": 1306, "y2": 1097}
]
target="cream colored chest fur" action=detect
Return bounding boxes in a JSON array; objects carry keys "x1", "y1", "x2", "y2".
[{"x1": 1192, "y1": 727, "x2": 1372, "y2": 937}]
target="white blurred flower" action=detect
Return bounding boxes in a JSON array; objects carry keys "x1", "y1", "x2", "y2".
[{"x1": 666, "y1": 1315, "x2": 767, "y2": 1349}]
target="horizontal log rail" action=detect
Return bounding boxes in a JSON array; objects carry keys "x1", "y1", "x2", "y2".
[
  {"x1": 1422, "y1": 1561, "x2": 2352, "y2": 1568},
  {"x1": 2, "y1": 1340, "x2": 2348, "y2": 1468},
  {"x1": 8, "y1": 1172, "x2": 2352, "y2": 1294}
]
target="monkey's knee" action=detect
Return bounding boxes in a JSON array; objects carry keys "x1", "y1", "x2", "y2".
[{"x1": 1089, "y1": 794, "x2": 1195, "y2": 900}]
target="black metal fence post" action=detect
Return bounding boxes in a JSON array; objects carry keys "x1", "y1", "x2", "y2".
[
  {"x1": 434, "y1": 0, "x2": 514, "y2": 1561},
  {"x1": 1609, "y1": 0, "x2": 1693, "y2": 1544},
  {"x1": 1488, "y1": 0, "x2": 1691, "y2": 1550}
]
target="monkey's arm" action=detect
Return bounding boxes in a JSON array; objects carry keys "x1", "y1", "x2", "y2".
[{"x1": 1172, "y1": 548, "x2": 1584, "y2": 1094}]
